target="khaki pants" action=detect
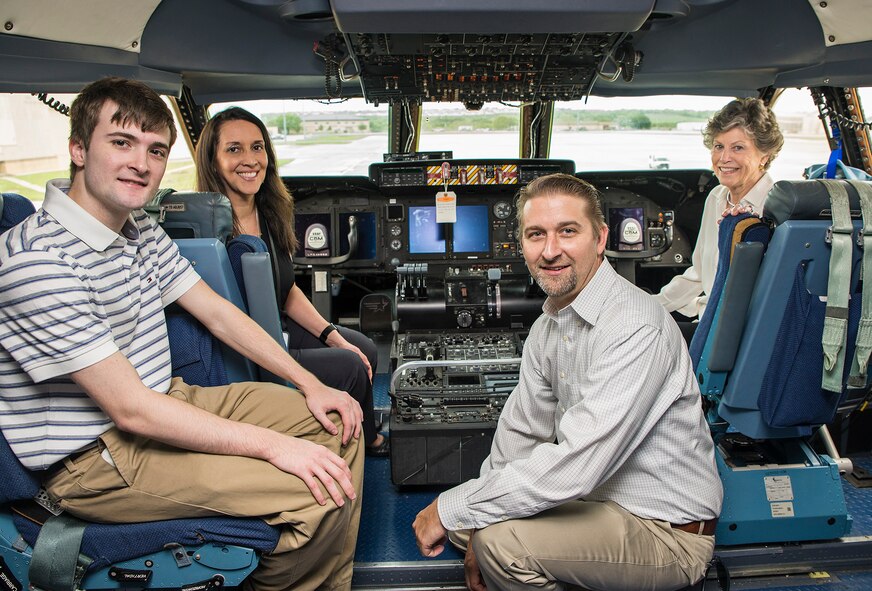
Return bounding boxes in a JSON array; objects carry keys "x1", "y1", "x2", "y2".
[
  {"x1": 450, "y1": 500, "x2": 713, "y2": 591},
  {"x1": 43, "y1": 379, "x2": 363, "y2": 591}
]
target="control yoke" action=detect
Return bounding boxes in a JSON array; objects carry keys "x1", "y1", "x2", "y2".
[{"x1": 295, "y1": 215, "x2": 358, "y2": 266}]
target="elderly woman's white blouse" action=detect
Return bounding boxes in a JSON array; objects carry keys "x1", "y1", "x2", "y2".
[{"x1": 652, "y1": 172, "x2": 773, "y2": 319}]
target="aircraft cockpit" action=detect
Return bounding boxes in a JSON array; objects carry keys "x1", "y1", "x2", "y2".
[{"x1": 3, "y1": 1, "x2": 872, "y2": 590}]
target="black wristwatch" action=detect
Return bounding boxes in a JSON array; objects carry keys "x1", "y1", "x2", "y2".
[{"x1": 319, "y1": 323, "x2": 337, "y2": 344}]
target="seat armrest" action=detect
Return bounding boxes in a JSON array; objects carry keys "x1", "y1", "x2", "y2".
[
  {"x1": 708, "y1": 242, "x2": 764, "y2": 372},
  {"x1": 241, "y1": 253, "x2": 289, "y2": 386}
]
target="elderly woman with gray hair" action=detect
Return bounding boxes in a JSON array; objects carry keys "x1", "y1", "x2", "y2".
[{"x1": 654, "y1": 97, "x2": 783, "y2": 323}]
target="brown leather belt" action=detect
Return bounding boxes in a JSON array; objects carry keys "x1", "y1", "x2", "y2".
[{"x1": 671, "y1": 518, "x2": 717, "y2": 536}]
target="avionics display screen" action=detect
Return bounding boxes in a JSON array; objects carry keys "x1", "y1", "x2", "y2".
[
  {"x1": 338, "y1": 211, "x2": 378, "y2": 260},
  {"x1": 294, "y1": 212, "x2": 332, "y2": 258},
  {"x1": 608, "y1": 206, "x2": 644, "y2": 252},
  {"x1": 452, "y1": 205, "x2": 490, "y2": 253},
  {"x1": 407, "y1": 206, "x2": 446, "y2": 254}
]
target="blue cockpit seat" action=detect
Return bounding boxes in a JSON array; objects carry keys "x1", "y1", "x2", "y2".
[
  {"x1": 171, "y1": 238, "x2": 260, "y2": 385},
  {"x1": 0, "y1": 192, "x2": 36, "y2": 235},
  {"x1": 694, "y1": 180, "x2": 872, "y2": 439},
  {"x1": 148, "y1": 190, "x2": 256, "y2": 384},
  {"x1": 150, "y1": 191, "x2": 287, "y2": 385},
  {"x1": 147, "y1": 190, "x2": 233, "y2": 242},
  {"x1": 1, "y1": 193, "x2": 281, "y2": 591},
  {"x1": 691, "y1": 179, "x2": 872, "y2": 546},
  {"x1": 226, "y1": 234, "x2": 288, "y2": 385},
  {"x1": 1, "y1": 426, "x2": 279, "y2": 591}
]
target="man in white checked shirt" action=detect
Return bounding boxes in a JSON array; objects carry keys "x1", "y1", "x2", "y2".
[{"x1": 413, "y1": 173, "x2": 723, "y2": 591}]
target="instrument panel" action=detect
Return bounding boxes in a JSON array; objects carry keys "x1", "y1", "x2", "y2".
[
  {"x1": 285, "y1": 162, "x2": 705, "y2": 485},
  {"x1": 371, "y1": 159, "x2": 574, "y2": 188},
  {"x1": 391, "y1": 331, "x2": 523, "y2": 426},
  {"x1": 288, "y1": 161, "x2": 694, "y2": 278}
]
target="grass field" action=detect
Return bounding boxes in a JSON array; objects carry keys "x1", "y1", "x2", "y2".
[{"x1": 0, "y1": 170, "x2": 64, "y2": 200}]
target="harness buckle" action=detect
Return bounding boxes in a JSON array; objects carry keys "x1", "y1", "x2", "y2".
[{"x1": 33, "y1": 488, "x2": 64, "y2": 516}]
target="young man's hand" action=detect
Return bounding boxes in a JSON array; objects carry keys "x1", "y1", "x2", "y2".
[
  {"x1": 302, "y1": 384, "x2": 363, "y2": 445},
  {"x1": 265, "y1": 434, "x2": 356, "y2": 506},
  {"x1": 70, "y1": 351, "x2": 359, "y2": 507}
]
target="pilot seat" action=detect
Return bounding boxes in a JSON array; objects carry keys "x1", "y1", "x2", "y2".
[
  {"x1": 691, "y1": 179, "x2": 872, "y2": 546},
  {"x1": 0, "y1": 192, "x2": 283, "y2": 591}
]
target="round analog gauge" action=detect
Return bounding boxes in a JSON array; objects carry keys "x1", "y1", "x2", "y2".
[
  {"x1": 390, "y1": 239, "x2": 402, "y2": 251},
  {"x1": 390, "y1": 224, "x2": 402, "y2": 236},
  {"x1": 493, "y1": 201, "x2": 512, "y2": 220}
]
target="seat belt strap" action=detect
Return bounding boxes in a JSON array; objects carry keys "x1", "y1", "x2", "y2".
[
  {"x1": 848, "y1": 180, "x2": 872, "y2": 387},
  {"x1": 819, "y1": 180, "x2": 854, "y2": 393},
  {"x1": 29, "y1": 513, "x2": 93, "y2": 591}
]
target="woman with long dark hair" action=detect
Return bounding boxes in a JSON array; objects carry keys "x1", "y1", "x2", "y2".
[{"x1": 196, "y1": 107, "x2": 388, "y2": 456}]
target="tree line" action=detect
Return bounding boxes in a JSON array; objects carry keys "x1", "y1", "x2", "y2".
[{"x1": 259, "y1": 109, "x2": 713, "y2": 134}]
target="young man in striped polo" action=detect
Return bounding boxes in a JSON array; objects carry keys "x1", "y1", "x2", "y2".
[{"x1": 0, "y1": 77, "x2": 362, "y2": 591}]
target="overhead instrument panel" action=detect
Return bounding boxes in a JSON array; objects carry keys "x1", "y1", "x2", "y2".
[{"x1": 344, "y1": 33, "x2": 632, "y2": 106}]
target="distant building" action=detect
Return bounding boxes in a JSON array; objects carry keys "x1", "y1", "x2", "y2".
[
  {"x1": 302, "y1": 114, "x2": 369, "y2": 134},
  {"x1": 777, "y1": 113, "x2": 825, "y2": 136},
  {"x1": 1, "y1": 93, "x2": 192, "y2": 177},
  {"x1": 676, "y1": 115, "x2": 823, "y2": 136},
  {"x1": 557, "y1": 123, "x2": 610, "y2": 131},
  {"x1": 0, "y1": 94, "x2": 70, "y2": 175}
]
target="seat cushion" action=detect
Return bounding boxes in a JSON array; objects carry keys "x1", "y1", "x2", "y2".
[
  {"x1": 12, "y1": 513, "x2": 280, "y2": 572},
  {"x1": 0, "y1": 432, "x2": 41, "y2": 504}
]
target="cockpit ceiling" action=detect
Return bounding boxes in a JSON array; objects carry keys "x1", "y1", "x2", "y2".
[
  {"x1": 2, "y1": 0, "x2": 872, "y2": 102},
  {"x1": 1, "y1": 0, "x2": 162, "y2": 53}
]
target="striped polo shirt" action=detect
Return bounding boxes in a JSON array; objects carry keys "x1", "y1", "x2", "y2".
[{"x1": 0, "y1": 179, "x2": 199, "y2": 470}]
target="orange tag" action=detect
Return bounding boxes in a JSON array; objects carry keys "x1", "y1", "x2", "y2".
[{"x1": 436, "y1": 191, "x2": 457, "y2": 223}]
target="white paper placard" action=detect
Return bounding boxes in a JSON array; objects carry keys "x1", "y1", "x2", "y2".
[{"x1": 436, "y1": 191, "x2": 457, "y2": 223}]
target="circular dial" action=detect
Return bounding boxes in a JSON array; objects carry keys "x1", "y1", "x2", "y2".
[
  {"x1": 456, "y1": 310, "x2": 474, "y2": 328},
  {"x1": 493, "y1": 201, "x2": 512, "y2": 220},
  {"x1": 390, "y1": 239, "x2": 402, "y2": 251},
  {"x1": 390, "y1": 224, "x2": 402, "y2": 236}
]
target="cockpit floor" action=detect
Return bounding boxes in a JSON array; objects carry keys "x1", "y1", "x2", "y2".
[{"x1": 354, "y1": 372, "x2": 872, "y2": 589}]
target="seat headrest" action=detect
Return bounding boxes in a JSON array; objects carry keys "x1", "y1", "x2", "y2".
[
  {"x1": 0, "y1": 192, "x2": 37, "y2": 235},
  {"x1": 763, "y1": 179, "x2": 872, "y2": 225},
  {"x1": 148, "y1": 191, "x2": 234, "y2": 242}
]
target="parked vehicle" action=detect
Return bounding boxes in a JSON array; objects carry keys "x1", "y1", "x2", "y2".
[{"x1": 649, "y1": 154, "x2": 671, "y2": 169}]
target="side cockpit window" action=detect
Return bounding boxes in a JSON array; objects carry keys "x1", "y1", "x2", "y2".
[
  {"x1": 0, "y1": 94, "x2": 193, "y2": 203},
  {"x1": 767, "y1": 88, "x2": 832, "y2": 181}
]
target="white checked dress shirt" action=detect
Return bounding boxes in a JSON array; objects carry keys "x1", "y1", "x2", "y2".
[{"x1": 438, "y1": 261, "x2": 723, "y2": 531}]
